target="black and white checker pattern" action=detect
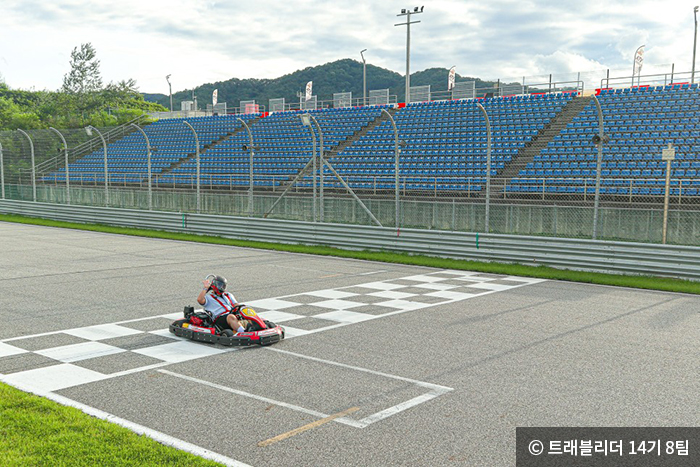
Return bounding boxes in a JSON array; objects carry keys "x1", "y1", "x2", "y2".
[{"x1": 0, "y1": 270, "x2": 543, "y2": 393}]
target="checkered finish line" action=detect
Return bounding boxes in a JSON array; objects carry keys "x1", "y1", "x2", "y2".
[{"x1": 0, "y1": 270, "x2": 544, "y2": 394}]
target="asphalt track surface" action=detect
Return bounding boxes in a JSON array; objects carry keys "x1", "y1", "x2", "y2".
[{"x1": 1, "y1": 221, "x2": 698, "y2": 466}]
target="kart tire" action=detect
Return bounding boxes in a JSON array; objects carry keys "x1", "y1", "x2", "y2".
[
  {"x1": 220, "y1": 329, "x2": 234, "y2": 338},
  {"x1": 172, "y1": 318, "x2": 188, "y2": 328}
]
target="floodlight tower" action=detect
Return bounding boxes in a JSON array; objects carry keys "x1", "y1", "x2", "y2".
[
  {"x1": 693, "y1": 6, "x2": 699, "y2": 84},
  {"x1": 166, "y1": 74, "x2": 173, "y2": 112},
  {"x1": 395, "y1": 6, "x2": 424, "y2": 104}
]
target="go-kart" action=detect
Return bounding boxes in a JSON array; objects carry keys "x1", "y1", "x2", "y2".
[{"x1": 169, "y1": 303, "x2": 285, "y2": 346}]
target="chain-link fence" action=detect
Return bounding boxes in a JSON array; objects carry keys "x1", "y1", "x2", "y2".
[
  {"x1": 4, "y1": 168, "x2": 700, "y2": 245},
  {"x1": 3, "y1": 66, "x2": 700, "y2": 247}
]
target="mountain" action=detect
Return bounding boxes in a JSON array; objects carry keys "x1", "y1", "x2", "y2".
[{"x1": 142, "y1": 59, "x2": 498, "y2": 110}]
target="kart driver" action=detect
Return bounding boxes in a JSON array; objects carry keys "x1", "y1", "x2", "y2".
[{"x1": 197, "y1": 275, "x2": 247, "y2": 334}]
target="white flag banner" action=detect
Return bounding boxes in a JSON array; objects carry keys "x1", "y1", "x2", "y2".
[
  {"x1": 448, "y1": 66, "x2": 456, "y2": 91},
  {"x1": 305, "y1": 81, "x2": 313, "y2": 101},
  {"x1": 212, "y1": 89, "x2": 218, "y2": 107},
  {"x1": 633, "y1": 46, "x2": 645, "y2": 76}
]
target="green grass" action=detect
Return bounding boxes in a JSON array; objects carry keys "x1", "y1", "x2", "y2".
[
  {"x1": 0, "y1": 383, "x2": 223, "y2": 467},
  {"x1": 2, "y1": 212, "x2": 700, "y2": 295}
]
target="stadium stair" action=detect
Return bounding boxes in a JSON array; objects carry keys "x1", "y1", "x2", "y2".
[
  {"x1": 493, "y1": 95, "x2": 593, "y2": 196},
  {"x1": 273, "y1": 107, "x2": 394, "y2": 192},
  {"x1": 159, "y1": 116, "x2": 263, "y2": 177},
  {"x1": 325, "y1": 107, "x2": 399, "y2": 162}
]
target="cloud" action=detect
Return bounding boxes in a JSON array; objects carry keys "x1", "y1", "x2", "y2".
[{"x1": 0, "y1": 0, "x2": 698, "y2": 93}]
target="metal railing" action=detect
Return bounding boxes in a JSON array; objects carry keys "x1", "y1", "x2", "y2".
[
  {"x1": 3, "y1": 174, "x2": 700, "y2": 246},
  {"x1": 2, "y1": 199, "x2": 699, "y2": 280},
  {"x1": 601, "y1": 70, "x2": 694, "y2": 90}
]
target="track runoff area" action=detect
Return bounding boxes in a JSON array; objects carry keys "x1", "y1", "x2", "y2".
[{"x1": 0, "y1": 222, "x2": 698, "y2": 466}]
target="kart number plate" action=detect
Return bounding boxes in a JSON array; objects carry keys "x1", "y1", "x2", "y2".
[{"x1": 239, "y1": 307, "x2": 258, "y2": 318}]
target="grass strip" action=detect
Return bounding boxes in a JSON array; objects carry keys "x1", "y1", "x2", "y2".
[
  {"x1": 0, "y1": 383, "x2": 222, "y2": 467},
  {"x1": 2, "y1": 212, "x2": 699, "y2": 295}
]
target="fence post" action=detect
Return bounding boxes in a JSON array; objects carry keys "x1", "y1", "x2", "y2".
[
  {"x1": 591, "y1": 95, "x2": 606, "y2": 239},
  {"x1": 0, "y1": 142, "x2": 4, "y2": 199},
  {"x1": 49, "y1": 127, "x2": 71, "y2": 205},
  {"x1": 17, "y1": 129, "x2": 36, "y2": 202},
  {"x1": 476, "y1": 103, "x2": 492, "y2": 233}
]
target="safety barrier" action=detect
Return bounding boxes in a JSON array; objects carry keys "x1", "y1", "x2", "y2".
[{"x1": 1, "y1": 199, "x2": 699, "y2": 280}]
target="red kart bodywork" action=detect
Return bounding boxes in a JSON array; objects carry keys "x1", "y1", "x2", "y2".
[{"x1": 170, "y1": 305, "x2": 285, "y2": 346}]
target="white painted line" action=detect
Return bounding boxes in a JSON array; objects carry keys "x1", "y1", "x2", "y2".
[
  {"x1": 277, "y1": 327, "x2": 315, "y2": 339},
  {"x1": 373, "y1": 299, "x2": 426, "y2": 311},
  {"x1": 158, "y1": 369, "x2": 365, "y2": 429},
  {"x1": 256, "y1": 310, "x2": 305, "y2": 323},
  {"x1": 148, "y1": 328, "x2": 184, "y2": 339},
  {"x1": 64, "y1": 323, "x2": 143, "y2": 341},
  {"x1": 357, "y1": 388, "x2": 451, "y2": 426},
  {"x1": 3, "y1": 330, "x2": 64, "y2": 342},
  {"x1": 245, "y1": 298, "x2": 299, "y2": 310},
  {"x1": 266, "y1": 348, "x2": 454, "y2": 427},
  {"x1": 0, "y1": 342, "x2": 27, "y2": 357},
  {"x1": 266, "y1": 348, "x2": 452, "y2": 391},
  {"x1": 133, "y1": 340, "x2": 228, "y2": 363},
  {"x1": 2, "y1": 364, "x2": 107, "y2": 393},
  {"x1": 414, "y1": 282, "x2": 460, "y2": 291},
  {"x1": 309, "y1": 299, "x2": 364, "y2": 310},
  {"x1": 108, "y1": 361, "x2": 174, "y2": 379},
  {"x1": 0, "y1": 377, "x2": 251, "y2": 467},
  {"x1": 425, "y1": 290, "x2": 478, "y2": 301},
  {"x1": 398, "y1": 274, "x2": 449, "y2": 283},
  {"x1": 465, "y1": 282, "x2": 515, "y2": 291},
  {"x1": 304, "y1": 289, "x2": 359, "y2": 299},
  {"x1": 355, "y1": 281, "x2": 406, "y2": 291},
  {"x1": 367, "y1": 290, "x2": 417, "y2": 300},
  {"x1": 160, "y1": 347, "x2": 455, "y2": 430},
  {"x1": 36, "y1": 342, "x2": 126, "y2": 363},
  {"x1": 312, "y1": 310, "x2": 376, "y2": 324}
]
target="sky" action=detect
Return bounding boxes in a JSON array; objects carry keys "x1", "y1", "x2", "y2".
[{"x1": 0, "y1": 0, "x2": 697, "y2": 95}]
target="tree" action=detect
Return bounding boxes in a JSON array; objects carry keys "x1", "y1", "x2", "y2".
[{"x1": 62, "y1": 43, "x2": 103, "y2": 94}]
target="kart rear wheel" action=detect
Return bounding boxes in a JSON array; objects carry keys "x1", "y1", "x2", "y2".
[{"x1": 220, "y1": 329, "x2": 234, "y2": 338}]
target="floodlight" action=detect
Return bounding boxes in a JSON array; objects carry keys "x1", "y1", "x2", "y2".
[
  {"x1": 85, "y1": 126, "x2": 92, "y2": 136},
  {"x1": 420, "y1": 6, "x2": 424, "y2": 12},
  {"x1": 401, "y1": 8, "x2": 406, "y2": 13},
  {"x1": 299, "y1": 114, "x2": 311, "y2": 126},
  {"x1": 414, "y1": 6, "x2": 419, "y2": 12},
  {"x1": 591, "y1": 135, "x2": 610, "y2": 145}
]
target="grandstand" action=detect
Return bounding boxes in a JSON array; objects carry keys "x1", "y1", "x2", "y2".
[
  {"x1": 508, "y1": 83, "x2": 700, "y2": 197},
  {"x1": 331, "y1": 93, "x2": 572, "y2": 193},
  {"x1": 39, "y1": 83, "x2": 700, "y2": 203}
]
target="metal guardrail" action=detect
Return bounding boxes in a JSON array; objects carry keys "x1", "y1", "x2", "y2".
[{"x1": 1, "y1": 199, "x2": 699, "y2": 280}]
